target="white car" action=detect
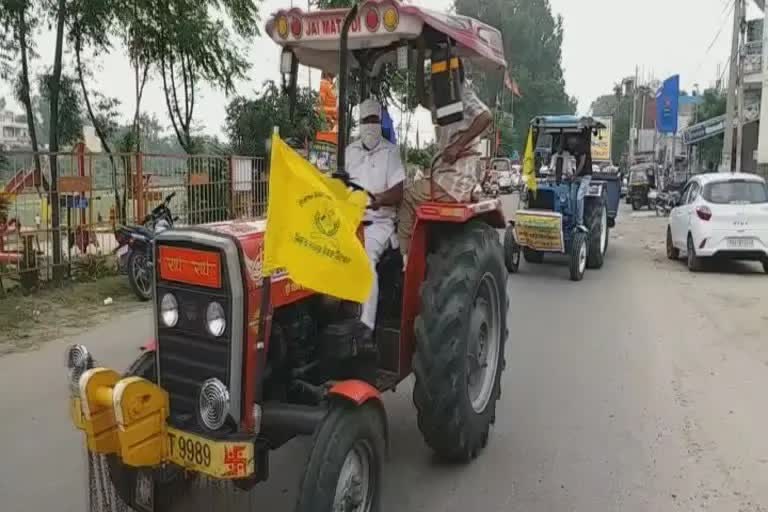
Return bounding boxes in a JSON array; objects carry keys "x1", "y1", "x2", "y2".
[{"x1": 666, "y1": 173, "x2": 768, "y2": 273}]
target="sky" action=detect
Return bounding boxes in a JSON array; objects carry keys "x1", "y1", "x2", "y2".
[{"x1": 0, "y1": 0, "x2": 762, "y2": 148}]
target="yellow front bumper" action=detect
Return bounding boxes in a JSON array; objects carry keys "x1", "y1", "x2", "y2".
[{"x1": 70, "y1": 368, "x2": 254, "y2": 480}]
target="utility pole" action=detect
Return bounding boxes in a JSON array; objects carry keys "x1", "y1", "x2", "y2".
[
  {"x1": 628, "y1": 66, "x2": 639, "y2": 165},
  {"x1": 735, "y1": 1, "x2": 746, "y2": 173},
  {"x1": 722, "y1": 0, "x2": 743, "y2": 172}
]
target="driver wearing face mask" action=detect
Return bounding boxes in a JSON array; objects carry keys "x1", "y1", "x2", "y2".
[{"x1": 345, "y1": 98, "x2": 405, "y2": 330}]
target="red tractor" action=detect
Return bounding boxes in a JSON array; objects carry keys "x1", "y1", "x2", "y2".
[{"x1": 66, "y1": 2, "x2": 511, "y2": 511}]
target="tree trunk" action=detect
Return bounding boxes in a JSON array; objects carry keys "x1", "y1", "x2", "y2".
[
  {"x1": 48, "y1": 0, "x2": 67, "y2": 280},
  {"x1": 74, "y1": 36, "x2": 124, "y2": 224},
  {"x1": 16, "y1": 8, "x2": 41, "y2": 184}
]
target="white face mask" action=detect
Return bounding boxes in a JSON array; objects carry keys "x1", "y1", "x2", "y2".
[{"x1": 360, "y1": 123, "x2": 382, "y2": 150}]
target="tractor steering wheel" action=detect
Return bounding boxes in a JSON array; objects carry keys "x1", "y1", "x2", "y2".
[{"x1": 332, "y1": 171, "x2": 377, "y2": 205}]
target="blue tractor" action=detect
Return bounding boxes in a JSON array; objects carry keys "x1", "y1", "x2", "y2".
[{"x1": 504, "y1": 116, "x2": 621, "y2": 281}]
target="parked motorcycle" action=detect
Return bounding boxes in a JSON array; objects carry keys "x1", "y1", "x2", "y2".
[
  {"x1": 114, "y1": 192, "x2": 177, "y2": 301},
  {"x1": 655, "y1": 190, "x2": 680, "y2": 217}
]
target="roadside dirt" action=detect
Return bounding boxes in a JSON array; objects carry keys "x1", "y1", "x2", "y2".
[{"x1": 0, "y1": 276, "x2": 146, "y2": 355}]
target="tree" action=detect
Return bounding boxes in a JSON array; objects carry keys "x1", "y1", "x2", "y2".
[
  {"x1": 695, "y1": 88, "x2": 726, "y2": 169},
  {"x1": 454, "y1": 0, "x2": 576, "y2": 152},
  {"x1": 36, "y1": 73, "x2": 84, "y2": 148},
  {"x1": 226, "y1": 81, "x2": 324, "y2": 157},
  {"x1": 153, "y1": 0, "x2": 262, "y2": 153},
  {"x1": 1, "y1": 0, "x2": 42, "y2": 175},
  {"x1": 406, "y1": 143, "x2": 437, "y2": 168}
]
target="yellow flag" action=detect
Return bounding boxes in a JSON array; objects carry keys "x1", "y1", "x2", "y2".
[
  {"x1": 522, "y1": 127, "x2": 537, "y2": 194},
  {"x1": 263, "y1": 133, "x2": 373, "y2": 303}
]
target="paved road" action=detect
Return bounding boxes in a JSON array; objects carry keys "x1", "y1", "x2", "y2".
[{"x1": 2, "y1": 197, "x2": 767, "y2": 512}]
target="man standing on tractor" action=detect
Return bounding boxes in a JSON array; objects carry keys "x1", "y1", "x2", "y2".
[
  {"x1": 346, "y1": 98, "x2": 405, "y2": 329},
  {"x1": 567, "y1": 133, "x2": 592, "y2": 231},
  {"x1": 398, "y1": 59, "x2": 493, "y2": 260}
]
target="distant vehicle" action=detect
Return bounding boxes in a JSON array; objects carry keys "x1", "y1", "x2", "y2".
[
  {"x1": 620, "y1": 176, "x2": 628, "y2": 198},
  {"x1": 666, "y1": 173, "x2": 768, "y2": 273},
  {"x1": 492, "y1": 158, "x2": 517, "y2": 193}
]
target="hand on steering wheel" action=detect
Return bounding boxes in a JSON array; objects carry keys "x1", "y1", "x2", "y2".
[{"x1": 346, "y1": 181, "x2": 378, "y2": 209}]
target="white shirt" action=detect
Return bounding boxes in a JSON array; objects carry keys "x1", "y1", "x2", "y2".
[
  {"x1": 345, "y1": 138, "x2": 406, "y2": 224},
  {"x1": 550, "y1": 151, "x2": 576, "y2": 177}
]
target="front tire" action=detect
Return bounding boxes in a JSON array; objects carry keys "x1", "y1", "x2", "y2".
[
  {"x1": 295, "y1": 402, "x2": 385, "y2": 512},
  {"x1": 586, "y1": 200, "x2": 608, "y2": 269},
  {"x1": 631, "y1": 198, "x2": 641, "y2": 211},
  {"x1": 128, "y1": 250, "x2": 153, "y2": 301},
  {"x1": 413, "y1": 221, "x2": 507, "y2": 462},
  {"x1": 503, "y1": 225, "x2": 521, "y2": 273},
  {"x1": 569, "y1": 231, "x2": 588, "y2": 281},
  {"x1": 666, "y1": 227, "x2": 679, "y2": 260},
  {"x1": 763, "y1": 259, "x2": 768, "y2": 274}
]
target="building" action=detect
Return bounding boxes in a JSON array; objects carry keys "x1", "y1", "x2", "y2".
[{"x1": 0, "y1": 109, "x2": 31, "y2": 149}]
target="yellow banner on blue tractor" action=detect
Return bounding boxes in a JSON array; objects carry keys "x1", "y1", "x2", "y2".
[
  {"x1": 263, "y1": 133, "x2": 373, "y2": 303},
  {"x1": 515, "y1": 210, "x2": 564, "y2": 253}
]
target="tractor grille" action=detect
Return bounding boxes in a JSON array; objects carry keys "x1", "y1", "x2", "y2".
[{"x1": 156, "y1": 253, "x2": 233, "y2": 420}]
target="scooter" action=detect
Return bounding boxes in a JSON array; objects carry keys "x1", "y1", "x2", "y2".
[{"x1": 114, "y1": 192, "x2": 177, "y2": 301}]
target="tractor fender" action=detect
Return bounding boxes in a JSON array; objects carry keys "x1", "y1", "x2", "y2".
[{"x1": 328, "y1": 380, "x2": 389, "y2": 453}]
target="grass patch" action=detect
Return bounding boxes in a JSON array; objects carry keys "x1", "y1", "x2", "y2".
[{"x1": 0, "y1": 276, "x2": 147, "y2": 356}]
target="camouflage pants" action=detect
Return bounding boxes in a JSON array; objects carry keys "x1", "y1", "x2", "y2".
[{"x1": 398, "y1": 179, "x2": 454, "y2": 255}]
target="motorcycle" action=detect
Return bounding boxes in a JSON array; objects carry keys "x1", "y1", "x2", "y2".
[
  {"x1": 114, "y1": 192, "x2": 177, "y2": 301},
  {"x1": 655, "y1": 190, "x2": 680, "y2": 217}
]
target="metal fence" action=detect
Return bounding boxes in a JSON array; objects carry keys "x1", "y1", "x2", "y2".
[{"x1": 0, "y1": 150, "x2": 265, "y2": 292}]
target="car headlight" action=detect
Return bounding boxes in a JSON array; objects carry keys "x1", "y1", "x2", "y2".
[
  {"x1": 198, "y1": 378, "x2": 230, "y2": 430},
  {"x1": 206, "y1": 302, "x2": 226, "y2": 337},
  {"x1": 160, "y1": 293, "x2": 179, "y2": 327},
  {"x1": 65, "y1": 344, "x2": 92, "y2": 394}
]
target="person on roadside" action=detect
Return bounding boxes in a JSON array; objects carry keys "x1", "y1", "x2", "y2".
[
  {"x1": 398, "y1": 60, "x2": 492, "y2": 261},
  {"x1": 346, "y1": 98, "x2": 405, "y2": 330}
]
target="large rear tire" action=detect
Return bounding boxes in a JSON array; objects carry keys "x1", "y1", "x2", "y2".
[
  {"x1": 413, "y1": 221, "x2": 507, "y2": 462},
  {"x1": 295, "y1": 401, "x2": 385, "y2": 512},
  {"x1": 106, "y1": 352, "x2": 191, "y2": 512}
]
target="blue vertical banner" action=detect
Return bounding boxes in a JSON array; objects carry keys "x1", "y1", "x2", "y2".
[{"x1": 656, "y1": 75, "x2": 680, "y2": 134}]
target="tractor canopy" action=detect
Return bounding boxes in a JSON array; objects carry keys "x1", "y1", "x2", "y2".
[
  {"x1": 530, "y1": 115, "x2": 606, "y2": 134},
  {"x1": 265, "y1": 0, "x2": 507, "y2": 74}
]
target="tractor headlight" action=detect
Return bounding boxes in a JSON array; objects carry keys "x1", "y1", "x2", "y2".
[
  {"x1": 198, "y1": 378, "x2": 230, "y2": 431},
  {"x1": 160, "y1": 293, "x2": 179, "y2": 327},
  {"x1": 65, "y1": 344, "x2": 92, "y2": 394},
  {"x1": 206, "y1": 302, "x2": 226, "y2": 337}
]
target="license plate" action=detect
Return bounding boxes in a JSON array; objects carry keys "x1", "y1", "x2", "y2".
[
  {"x1": 166, "y1": 428, "x2": 254, "y2": 479},
  {"x1": 727, "y1": 238, "x2": 754, "y2": 248},
  {"x1": 117, "y1": 245, "x2": 129, "y2": 258}
]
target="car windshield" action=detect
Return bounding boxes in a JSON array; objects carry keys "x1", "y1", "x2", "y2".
[
  {"x1": 492, "y1": 161, "x2": 511, "y2": 172},
  {"x1": 703, "y1": 180, "x2": 768, "y2": 204},
  {"x1": 630, "y1": 172, "x2": 648, "y2": 184}
]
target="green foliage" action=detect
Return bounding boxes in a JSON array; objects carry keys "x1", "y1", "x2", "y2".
[
  {"x1": 406, "y1": 143, "x2": 437, "y2": 168},
  {"x1": 35, "y1": 73, "x2": 84, "y2": 147},
  {"x1": 71, "y1": 254, "x2": 116, "y2": 282},
  {"x1": 226, "y1": 81, "x2": 324, "y2": 157},
  {"x1": 455, "y1": 0, "x2": 576, "y2": 153},
  {"x1": 695, "y1": 88, "x2": 726, "y2": 169}
]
